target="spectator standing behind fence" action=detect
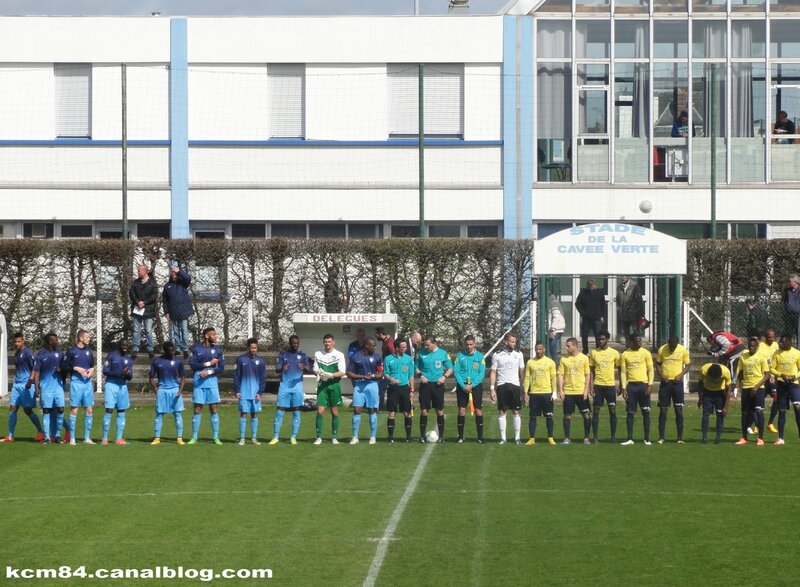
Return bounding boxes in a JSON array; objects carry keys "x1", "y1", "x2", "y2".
[
  {"x1": 162, "y1": 261, "x2": 194, "y2": 359},
  {"x1": 783, "y1": 275, "x2": 800, "y2": 343},
  {"x1": 745, "y1": 298, "x2": 769, "y2": 339},
  {"x1": 616, "y1": 278, "x2": 644, "y2": 341},
  {"x1": 129, "y1": 264, "x2": 158, "y2": 359},
  {"x1": 575, "y1": 279, "x2": 605, "y2": 355},
  {"x1": 547, "y1": 294, "x2": 566, "y2": 366}
]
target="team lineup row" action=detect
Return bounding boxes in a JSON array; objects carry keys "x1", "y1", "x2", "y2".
[{"x1": 4, "y1": 327, "x2": 800, "y2": 447}]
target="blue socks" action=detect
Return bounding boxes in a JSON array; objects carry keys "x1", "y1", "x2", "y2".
[
  {"x1": 85, "y1": 413, "x2": 93, "y2": 440},
  {"x1": 192, "y1": 413, "x2": 201, "y2": 440},
  {"x1": 175, "y1": 413, "x2": 184, "y2": 438},
  {"x1": 352, "y1": 413, "x2": 362, "y2": 438},
  {"x1": 251, "y1": 417, "x2": 258, "y2": 438},
  {"x1": 369, "y1": 412, "x2": 378, "y2": 438},
  {"x1": 69, "y1": 414, "x2": 77, "y2": 438},
  {"x1": 116, "y1": 413, "x2": 126, "y2": 441},
  {"x1": 29, "y1": 411, "x2": 42, "y2": 433},
  {"x1": 8, "y1": 410, "x2": 18, "y2": 437},
  {"x1": 273, "y1": 409, "x2": 285, "y2": 438},
  {"x1": 210, "y1": 413, "x2": 220, "y2": 440},
  {"x1": 154, "y1": 414, "x2": 163, "y2": 438},
  {"x1": 291, "y1": 411, "x2": 300, "y2": 438},
  {"x1": 102, "y1": 412, "x2": 112, "y2": 440},
  {"x1": 239, "y1": 416, "x2": 247, "y2": 438},
  {"x1": 43, "y1": 412, "x2": 51, "y2": 439}
]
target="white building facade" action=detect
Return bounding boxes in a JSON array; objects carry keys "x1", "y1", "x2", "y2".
[{"x1": 0, "y1": 3, "x2": 798, "y2": 241}]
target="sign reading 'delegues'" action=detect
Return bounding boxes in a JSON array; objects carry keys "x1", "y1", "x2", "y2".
[{"x1": 533, "y1": 223, "x2": 687, "y2": 275}]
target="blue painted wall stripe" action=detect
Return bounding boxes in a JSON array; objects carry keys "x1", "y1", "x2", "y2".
[
  {"x1": 170, "y1": 18, "x2": 190, "y2": 239},
  {"x1": 520, "y1": 17, "x2": 533, "y2": 239},
  {"x1": 502, "y1": 15, "x2": 518, "y2": 240}
]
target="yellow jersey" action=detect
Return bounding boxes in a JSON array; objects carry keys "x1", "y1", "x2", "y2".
[
  {"x1": 524, "y1": 356, "x2": 557, "y2": 394},
  {"x1": 770, "y1": 347, "x2": 800, "y2": 379},
  {"x1": 758, "y1": 341, "x2": 779, "y2": 363},
  {"x1": 589, "y1": 347, "x2": 620, "y2": 387},
  {"x1": 620, "y1": 348, "x2": 654, "y2": 386},
  {"x1": 656, "y1": 343, "x2": 690, "y2": 380},
  {"x1": 699, "y1": 363, "x2": 732, "y2": 391},
  {"x1": 558, "y1": 353, "x2": 590, "y2": 395},
  {"x1": 736, "y1": 350, "x2": 769, "y2": 389}
]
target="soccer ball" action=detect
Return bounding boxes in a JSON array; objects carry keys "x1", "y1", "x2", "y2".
[
  {"x1": 425, "y1": 429, "x2": 439, "y2": 443},
  {"x1": 639, "y1": 200, "x2": 653, "y2": 213}
]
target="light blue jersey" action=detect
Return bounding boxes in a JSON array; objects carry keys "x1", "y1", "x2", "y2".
[
  {"x1": 384, "y1": 353, "x2": 414, "y2": 386},
  {"x1": 454, "y1": 350, "x2": 486, "y2": 388}
]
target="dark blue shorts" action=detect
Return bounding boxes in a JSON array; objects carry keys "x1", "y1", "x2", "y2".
[
  {"x1": 563, "y1": 394, "x2": 590, "y2": 415},
  {"x1": 775, "y1": 381, "x2": 800, "y2": 410},
  {"x1": 529, "y1": 394, "x2": 554, "y2": 417},
  {"x1": 702, "y1": 389, "x2": 726, "y2": 414},
  {"x1": 496, "y1": 383, "x2": 522, "y2": 412},
  {"x1": 593, "y1": 385, "x2": 617, "y2": 408},
  {"x1": 741, "y1": 387, "x2": 765, "y2": 412},
  {"x1": 625, "y1": 382, "x2": 651, "y2": 413},
  {"x1": 658, "y1": 380, "x2": 685, "y2": 408}
]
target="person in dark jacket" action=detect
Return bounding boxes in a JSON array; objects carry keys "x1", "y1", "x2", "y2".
[
  {"x1": 745, "y1": 299, "x2": 769, "y2": 339},
  {"x1": 162, "y1": 261, "x2": 194, "y2": 358},
  {"x1": 129, "y1": 264, "x2": 158, "y2": 359},
  {"x1": 617, "y1": 277, "x2": 645, "y2": 341},
  {"x1": 575, "y1": 279, "x2": 606, "y2": 355}
]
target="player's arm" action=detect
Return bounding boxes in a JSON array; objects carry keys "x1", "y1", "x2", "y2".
[
  {"x1": 375, "y1": 357, "x2": 384, "y2": 379},
  {"x1": 557, "y1": 371, "x2": 565, "y2": 401},
  {"x1": 333, "y1": 354, "x2": 346, "y2": 379},
  {"x1": 582, "y1": 361, "x2": 591, "y2": 400},
  {"x1": 523, "y1": 361, "x2": 531, "y2": 395},
  {"x1": 722, "y1": 378, "x2": 732, "y2": 415},
  {"x1": 212, "y1": 352, "x2": 225, "y2": 375},
  {"x1": 489, "y1": 364, "x2": 497, "y2": 402},
  {"x1": 619, "y1": 356, "x2": 628, "y2": 389},
  {"x1": 697, "y1": 369, "x2": 705, "y2": 407},
  {"x1": 257, "y1": 362, "x2": 266, "y2": 400},
  {"x1": 102, "y1": 356, "x2": 114, "y2": 380},
  {"x1": 645, "y1": 352, "x2": 654, "y2": 391},
  {"x1": 346, "y1": 358, "x2": 364, "y2": 381},
  {"x1": 440, "y1": 356, "x2": 453, "y2": 384},
  {"x1": 177, "y1": 364, "x2": 186, "y2": 395},
  {"x1": 549, "y1": 364, "x2": 557, "y2": 399},
  {"x1": 275, "y1": 354, "x2": 285, "y2": 375},
  {"x1": 475, "y1": 357, "x2": 486, "y2": 387},
  {"x1": 454, "y1": 356, "x2": 467, "y2": 389}
]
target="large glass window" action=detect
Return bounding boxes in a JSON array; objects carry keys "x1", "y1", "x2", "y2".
[
  {"x1": 537, "y1": 21, "x2": 571, "y2": 59},
  {"x1": 770, "y1": 64, "x2": 800, "y2": 181},
  {"x1": 576, "y1": 21, "x2": 611, "y2": 58},
  {"x1": 654, "y1": 21, "x2": 689, "y2": 59},
  {"x1": 731, "y1": 63, "x2": 766, "y2": 183},
  {"x1": 537, "y1": 63, "x2": 572, "y2": 182},
  {"x1": 771, "y1": 21, "x2": 800, "y2": 58},
  {"x1": 731, "y1": 0, "x2": 765, "y2": 12},
  {"x1": 653, "y1": 63, "x2": 689, "y2": 182},
  {"x1": 732, "y1": 21, "x2": 766, "y2": 58},
  {"x1": 693, "y1": 21, "x2": 727, "y2": 59},
  {"x1": 615, "y1": 63, "x2": 650, "y2": 182},
  {"x1": 576, "y1": 0, "x2": 609, "y2": 13},
  {"x1": 653, "y1": 0, "x2": 688, "y2": 13},
  {"x1": 615, "y1": 21, "x2": 649, "y2": 59},
  {"x1": 692, "y1": 63, "x2": 727, "y2": 182},
  {"x1": 693, "y1": 0, "x2": 726, "y2": 13},
  {"x1": 615, "y1": 0, "x2": 649, "y2": 14}
]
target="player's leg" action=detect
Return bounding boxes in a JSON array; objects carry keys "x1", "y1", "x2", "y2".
[
  {"x1": 239, "y1": 409, "x2": 249, "y2": 444},
  {"x1": 351, "y1": 383, "x2": 365, "y2": 443},
  {"x1": 289, "y1": 388, "x2": 303, "y2": 443},
  {"x1": 580, "y1": 400, "x2": 591, "y2": 443},
  {"x1": 41, "y1": 407, "x2": 52, "y2": 441},
  {"x1": 386, "y1": 386, "x2": 397, "y2": 442},
  {"x1": 713, "y1": 393, "x2": 725, "y2": 444},
  {"x1": 314, "y1": 400, "x2": 326, "y2": 443},
  {"x1": 331, "y1": 406, "x2": 340, "y2": 442},
  {"x1": 473, "y1": 385, "x2": 484, "y2": 443},
  {"x1": 103, "y1": 407, "x2": 113, "y2": 442},
  {"x1": 738, "y1": 390, "x2": 751, "y2": 443},
  {"x1": 591, "y1": 389, "x2": 603, "y2": 442},
  {"x1": 528, "y1": 397, "x2": 538, "y2": 443},
  {"x1": 68, "y1": 405, "x2": 79, "y2": 445},
  {"x1": 658, "y1": 383, "x2": 670, "y2": 442},
  {"x1": 497, "y1": 385, "x2": 509, "y2": 443},
  {"x1": 419, "y1": 383, "x2": 431, "y2": 441},
  {"x1": 700, "y1": 392, "x2": 712, "y2": 443},
  {"x1": 456, "y1": 387, "x2": 467, "y2": 441},
  {"x1": 154, "y1": 410, "x2": 163, "y2": 442},
  {"x1": 776, "y1": 385, "x2": 788, "y2": 442},
  {"x1": 24, "y1": 405, "x2": 43, "y2": 438},
  {"x1": 191, "y1": 403, "x2": 203, "y2": 441},
  {"x1": 624, "y1": 385, "x2": 636, "y2": 443},
  {"x1": 271, "y1": 407, "x2": 287, "y2": 443},
  {"x1": 562, "y1": 396, "x2": 574, "y2": 444},
  {"x1": 545, "y1": 397, "x2": 555, "y2": 442},
  {"x1": 641, "y1": 388, "x2": 651, "y2": 443},
  {"x1": 511, "y1": 388, "x2": 522, "y2": 443},
  {"x1": 209, "y1": 402, "x2": 221, "y2": 443},
  {"x1": 5, "y1": 404, "x2": 19, "y2": 440},
  {"x1": 250, "y1": 407, "x2": 260, "y2": 444}
]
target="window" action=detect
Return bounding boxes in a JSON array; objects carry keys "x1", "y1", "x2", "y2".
[
  {"x1": 54, "y1": 64, "x2": 91, "y2": 138},
  {"x1": 136, "y1": 222, "x2": 170, "y2": 239},
  {"x1": 388, "y1": 64, "x2": 463, "y2": 137},
  {"x1": 428, "y1": 224, "x2": 461, "y2": 238},
  {"x1": 232, "y1": 223, "x2": 266, "y2": 238},
  {"x1": 309, "y1": 224, "x2": 346, "y2": 239},
  {"x1": 467, "y1": 225, "x2": 499, "y2": 238},
  {"x1": 390, "y1": 225, "x2": 418, "y2": 238},
  {"x1": 23, "y1": 223, "x2": 54, "y2": 239},
  {"x1": 348, "y1": 224, "x2": 382, "y2": 239},
  {"x1": 271, "y1": 223, "x2": 307, "y2": 238},
  {"x1": 195, "y1": 231, "x2": 225, "y2": 239},
  {"x1": 268, "y1": 64, "x2": 304, "y2": 138},
  {"x1": 99, "y1": 231, "x2": 123, "y2": 239},
  {"x1": 60, "y1": 224, "x2": 93, "y2": 238}
]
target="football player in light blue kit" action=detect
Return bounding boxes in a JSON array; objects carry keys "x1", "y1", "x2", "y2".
[
  {"x1": 234, "y1": 337, "x2": 267, "y2": 445},
  {"x1": 346, "y1": 337, "x2": 383, "y2": 445},
  {"x1": 270, "y1": 335, "x2": 312, "y2": 445},
  {"x1": 1, "y1": 333, "x2": 44, "y2": 443},
  {"x1": 33, "y1": 332, "x2": 66, "y2": 443},
  {"x1": 65, "y1": 329, "x2": 96, "y2": 445},
  {"x1": 188, "y1": 327, "x2": 225, "y2": 445},
  {"x1": 101, "y1": 339, "x2": 134, "y2": 445},
  {"x1": 150, "y1": 341, "x2": 186, "y2": 445}
]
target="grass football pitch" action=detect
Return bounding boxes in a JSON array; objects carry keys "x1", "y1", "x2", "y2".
[{"x1": 2, "y1": 403, "x2": 799, "y2": 587}]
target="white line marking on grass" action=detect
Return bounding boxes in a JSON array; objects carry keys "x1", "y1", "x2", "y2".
[
  {"x1": 5, "y1": 485, "x2": 800, "y2": 503},
  {"x1": 363, "y1": 442, "x2": 435, "y2": 587}
]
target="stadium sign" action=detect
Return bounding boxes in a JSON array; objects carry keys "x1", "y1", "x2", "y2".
[{"x1": 533, "y1": 223, "x2": 686, "y2": 275}]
